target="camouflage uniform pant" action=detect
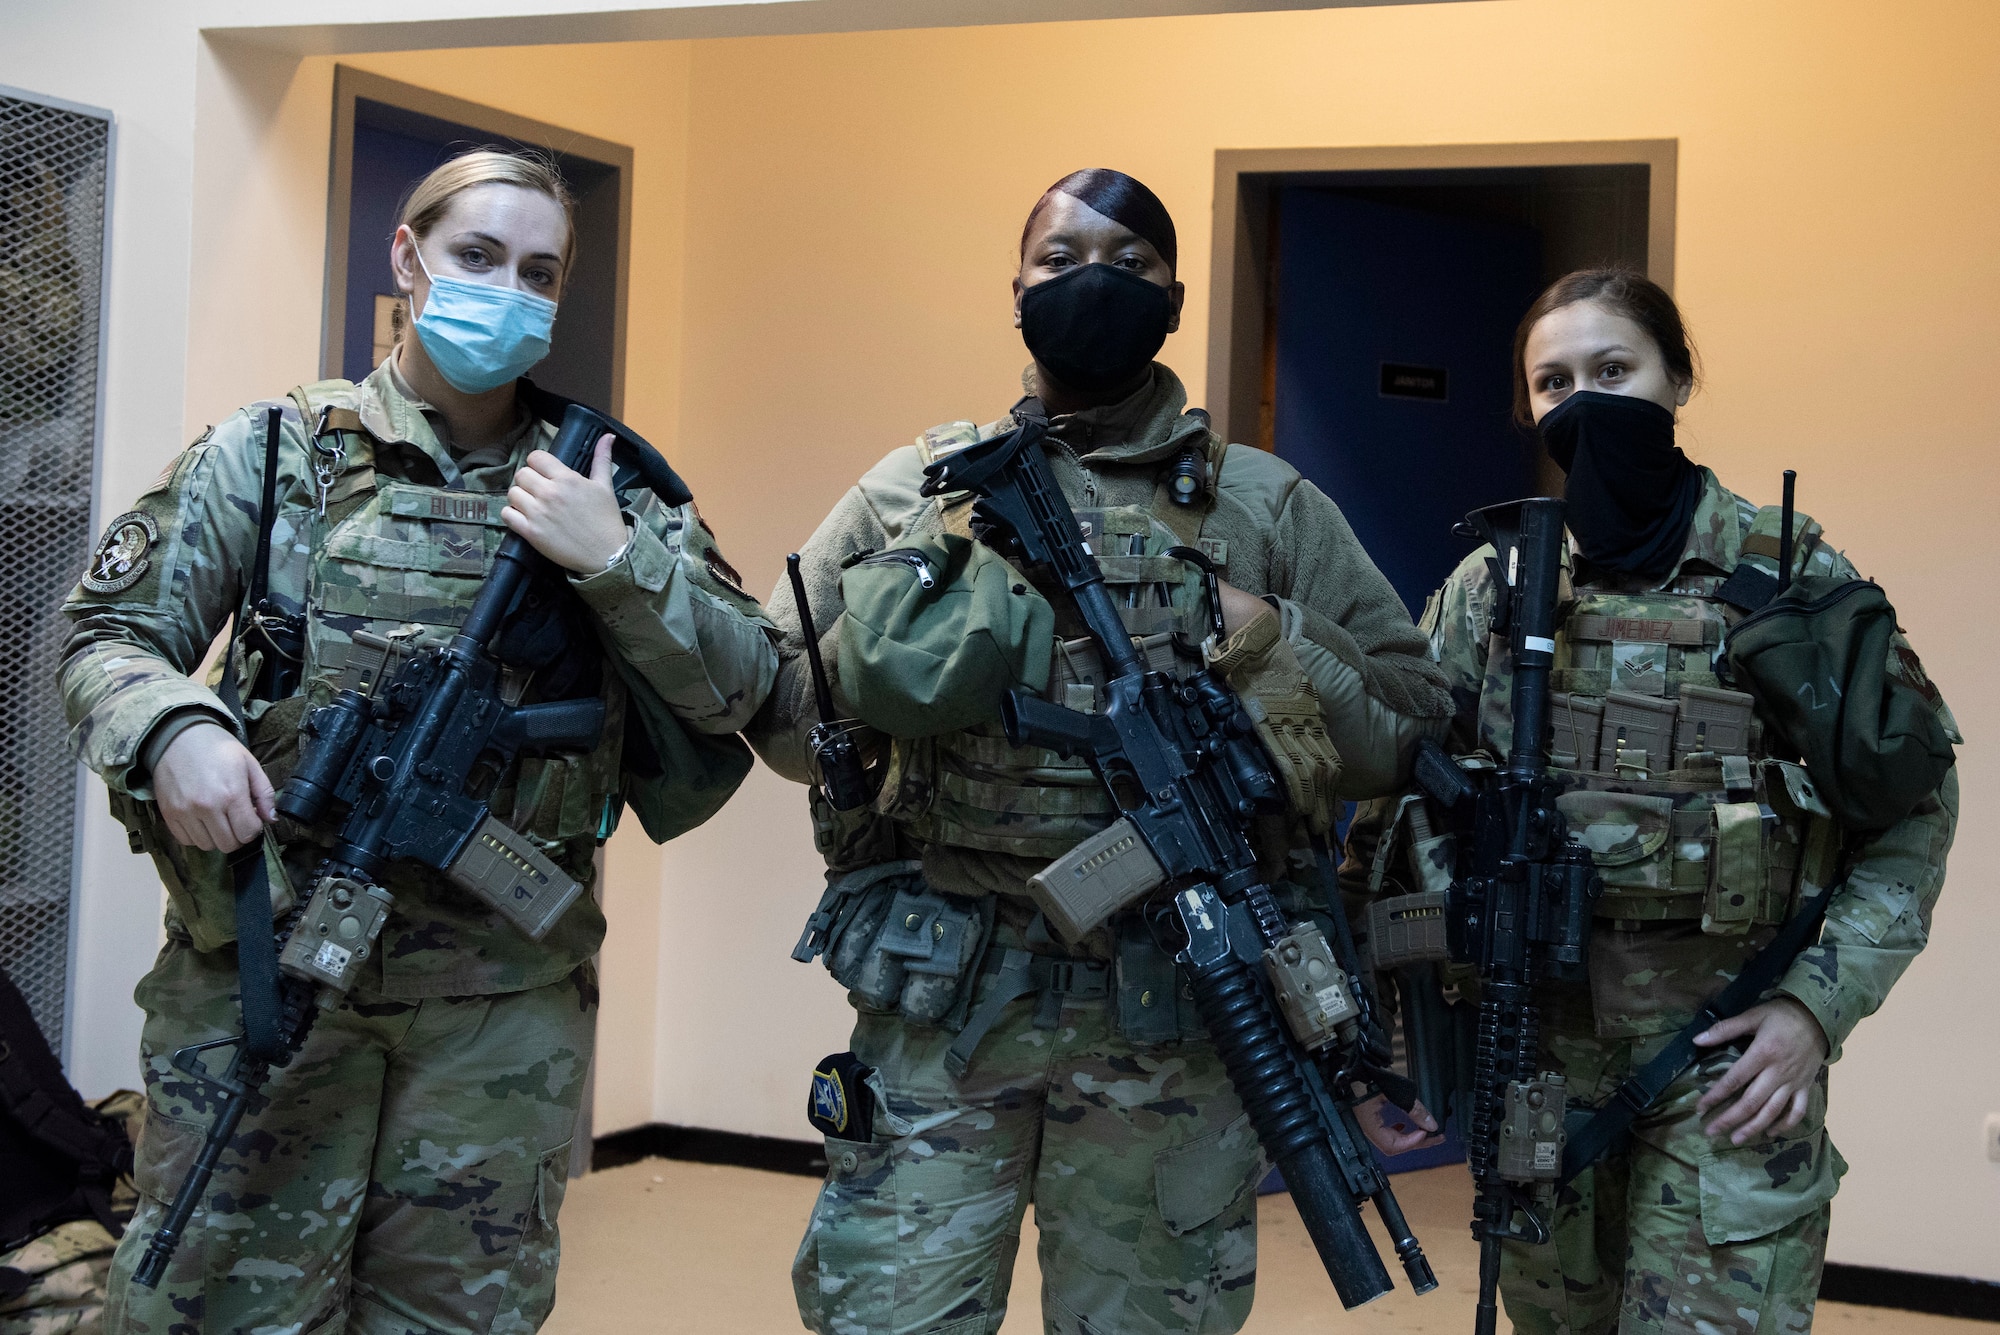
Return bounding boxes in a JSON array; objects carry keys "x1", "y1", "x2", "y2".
[
  {"x1": 792, "y1": 962, "x2": 1267, "y2": 1335},
  {"x1": 1501, "y1": 990, "x2": 1844, "y2": 1335},
  {"x1": 105, "y1": 939, "x2": 595, "y2": 1335}
]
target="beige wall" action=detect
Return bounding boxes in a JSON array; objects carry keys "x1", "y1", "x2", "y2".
[
  {"x1": 11, "y1": 0, "x2": 1994, "y2": 1283},
  {"x1": 675, "y1": 0, "x2": 2000, "y2": 1278}
]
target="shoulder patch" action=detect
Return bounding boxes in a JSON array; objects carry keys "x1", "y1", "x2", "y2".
[{"x1": 81, "y1": 511, "x2": 160, "y2": 595}]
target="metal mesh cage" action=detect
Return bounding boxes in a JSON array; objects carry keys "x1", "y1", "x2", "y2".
[{"x1": 0, "y1": 89, "x2": 111, "y2": 1053}]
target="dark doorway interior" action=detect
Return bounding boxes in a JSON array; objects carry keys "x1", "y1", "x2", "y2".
[
  {"x1": 1264, "y1": 165, "x2": 1651, "y2": 615},
  {"x1": 330, "y1": 72, "x2": 629, "y2": 414}
]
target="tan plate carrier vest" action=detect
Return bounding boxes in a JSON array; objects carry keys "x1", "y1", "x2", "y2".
[
  {"x1": 882, "y1": 422, "x2": 1230, "y2": 866},
  {"x1": 1513, "y1": 506, "x2": 1835, "y2": 932},
  {"x1": 288, "y1": 381, "x2": 626, "y2": 850}
]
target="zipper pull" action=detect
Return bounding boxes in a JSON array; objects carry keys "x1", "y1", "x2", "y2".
[{"x1": 859, "y1": 549, "x2": 936, "y2": 589}]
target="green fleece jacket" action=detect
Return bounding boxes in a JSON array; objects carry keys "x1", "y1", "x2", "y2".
[{"x1": 747, "y1": 363, "x2": 1452, "y2": 896}]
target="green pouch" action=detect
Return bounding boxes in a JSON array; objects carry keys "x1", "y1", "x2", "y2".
[
  {"x1": 1724, "y1": 576, "x2": 1955, "y2": 832},
  {"x1": 876, "y1": 889, "x2": 993, "y2": 1025},
  {"x1": 838, "y1": 532, "x2": 1055, "y2": 738},
  {"x1": 819, "y1": 863, "x2": 925, "y2": 1006},
  {"x1": 1555, "y1": 790, "x2": 1675, "y2": 891},
  {"x1": 822, "y1": 869, "x2": 992, "y2": 1025},
  {"x1": 1115, "y1": 918, "x2": 1182, "y2": 1046},
  {"x1": 602, "y1": 643, "x2": 754, "y2": 844}
]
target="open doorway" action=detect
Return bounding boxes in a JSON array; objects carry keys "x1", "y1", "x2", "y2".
[
  {"x1": 322, "y1": 66, "x2": 633, "y2": 414},
  {"x1": 1206, "y1": 142, "x2": 1675, "y2": 615}
]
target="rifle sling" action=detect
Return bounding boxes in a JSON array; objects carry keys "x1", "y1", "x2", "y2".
[
  {"x1": 1558, "y1": 880, "x2": 1837, "y2": 1184},
  {"x1": 214, "y1": 407, "x2": 287, "y2": 1062}
]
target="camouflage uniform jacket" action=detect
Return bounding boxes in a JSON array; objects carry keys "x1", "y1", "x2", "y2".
[
  {"x1": 749, "y1": 363, "x2": 1452, "y2": 906},
  {"x1": 59, "y1": 359, "x2": 777, "y2": 998},
  {"x1": 1422, "y1": 467, "x2": 1959, "y2": 1057}
]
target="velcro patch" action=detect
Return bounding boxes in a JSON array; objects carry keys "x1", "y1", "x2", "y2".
[
  {"x1": 806, "y1": 1051, "x2": 876, "y2": 1141},
  {"x1": 81, "y1": 511, "x2": 160, "y2": 595}
]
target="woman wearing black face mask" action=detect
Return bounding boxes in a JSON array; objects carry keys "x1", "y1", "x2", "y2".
[
  {"x1": 750, "y1": 170, "x2": 1454, "y2": 1335},
  {"x1": 1407, "y1": 270, "x2": 1958, "y2": 1334}
]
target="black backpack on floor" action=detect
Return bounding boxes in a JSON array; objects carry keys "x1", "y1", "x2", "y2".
[{"x1": 0, "y1": 967, "x2": 133, "y2": 1254}]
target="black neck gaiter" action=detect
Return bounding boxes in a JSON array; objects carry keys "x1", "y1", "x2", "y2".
[
  {"x1": 1540, "y1": 390, "x2": 1701, "y2": 581},
  {"x1": 1019, "y1": 262, "x2": 1172, "y2": 393}
]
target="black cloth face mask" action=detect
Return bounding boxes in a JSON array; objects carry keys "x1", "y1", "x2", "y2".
[
  {"x1": 1019, "y1": 262, "x2": 1172, "y2": 394},
  {"x1": 1539, "y1": 389, "x2": 1701, "y2": 581}
]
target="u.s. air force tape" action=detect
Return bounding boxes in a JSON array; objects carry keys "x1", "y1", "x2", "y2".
[{"x1": 807, "y1": 1051, "x2": 877, "y2": 1142}]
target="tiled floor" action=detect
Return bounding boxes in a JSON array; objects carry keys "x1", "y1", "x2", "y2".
[{"x1": 543, "y1": 1157, "x2": 1987, "y2": 1333}]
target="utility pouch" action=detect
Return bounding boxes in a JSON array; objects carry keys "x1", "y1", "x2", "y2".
[
  {"x1": 106, "y1": 789, "x2": 232, "y2": 952},
  {"x1": 1724, "y1": 575, "x2": 1956, "y2": 831},
  {"x1": 872, "y1": 889, "x2": 993, "y2": 1025},
  {"x1": 1703, "y1": 801, "x2": 1767, "y2": 935},
  {"x1": 1115, "y1": 918, "x2": 1184, "y2": 1045},
  {"x1": 808, "y1": 786, "x2": 908, "y2": 874},
  {"x1": 803, "y1": 859, "x2": 922, "y2": 971},
  {"x1": 1549, "y1": 693, "x2": 1604, "y2": 771},
  {"x1": 814, "y1": 862, "x2": 991, "y2": 1026},
  {"x1": 1675, "y1": 685, "x2": 1757, "y2": 769},
  {"x1": 1028, "y1": 815, "x2": 1166, "y2": 943},
  {"x1": 1597, "y1": 691, "x2": 1678, "y2": 778}
]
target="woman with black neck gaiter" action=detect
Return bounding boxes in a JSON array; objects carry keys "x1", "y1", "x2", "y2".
[{"x1": 1405, "y1": 269, "x2": 1958, "y2": 1335}]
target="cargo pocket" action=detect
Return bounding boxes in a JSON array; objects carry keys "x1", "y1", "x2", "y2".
[
  {"x1": 1558, "y1": 791, "x2": 1677, "y2": 893},
  {"x1": 493, "y1": 1141, "x2": 572, "y2": 1332},
  {"x1": 794, "y1": 1136, "x2": 896, "y2": 1333},
  {"x1": 132, "y1": 1103, "x2": 207, "y2": 1204},
  {"x1": 1153, "y1": 1113, "x2": 1263, "y2": 1237},
  {"x1": 1697, "y1": 1125, "x2": 1845, "y2": 1246}
]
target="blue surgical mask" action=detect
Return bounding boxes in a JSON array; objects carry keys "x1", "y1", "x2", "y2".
[{"x1": 410, "y1": 246, "x2": 557, "y2": 394}]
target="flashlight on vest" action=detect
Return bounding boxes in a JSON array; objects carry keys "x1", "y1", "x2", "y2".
[{"x1": 1167, "y1": 444, "x2": 1206, "y2": 507}]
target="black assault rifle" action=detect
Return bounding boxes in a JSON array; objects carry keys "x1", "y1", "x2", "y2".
[
  {"x1": 132, "y1": 403, "x2": 692, "y2": 1288},
  {"x1": 919, "y1": 400, "x2": 1435, "y2": 1310},
  {"x1": 1409, "y1": 498, "x2": 1602, "y2": 1335}
]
